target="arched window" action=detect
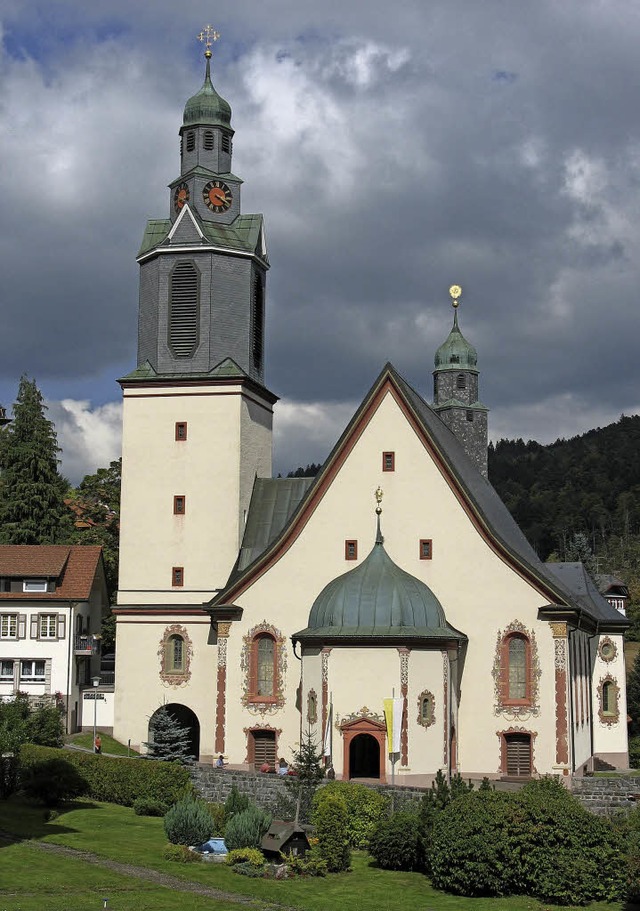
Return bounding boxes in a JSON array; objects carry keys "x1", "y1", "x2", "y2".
[
  {"x1": 203, "y1": 130, "x2": 214, "y2": 150},
  {"x1": 255, "y1": 635, "x2": 275, "y2": 696},
  {"x1": 598, "y1": 676, "x2": 619, "y2": 724},
  {"x1": 500, "y1": 632, "x2": 531, "y2": 705},
  {"x1": 456, "y1": 373, "x2": 466, "y2": 390},
  {"x1": 169, "y1": 261, "x2": 199, "y2": 358},
  {"x1": 158, "y1": 625, "x2": 192, "y2": 683},
  {"x1": 166, "y1": 634, "x2": 184, "y2": 673},
  {"x1": 417, "y1": 691, "x2": 435, "y2": 727},
  {"x1": 242, "y1": 623, "x2": 286, "y2": 708}
]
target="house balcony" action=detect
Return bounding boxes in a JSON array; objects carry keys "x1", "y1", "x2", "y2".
[{"x1": 74, "y1": 635, "x2": 100, "y2": 656}]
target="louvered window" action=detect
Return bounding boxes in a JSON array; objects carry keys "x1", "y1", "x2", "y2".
[
  {"x1": 169, "y1": 262, "x2": 199, "y2": 357},
  {"x1": 221, "y1": 134, "x2": 231, "y2": 153},
  {"x1": 186, "y1": 131, "x2": 195, "y2": 152},
  {"x1": 203, "y1": 130, "x2": 214, "y2": 150},
  {"x1": 505, "y1": 733, "x2": 531, "y2": 776},
  {"x1": 252, "y1": 273, "x2": 264, "y2": 371},
  {"x1": 252, "y1": 730, "x2": 276, "y2": 770},
  {"x1": 456, "y1": 373, "x2": 466, "y2": 390}
]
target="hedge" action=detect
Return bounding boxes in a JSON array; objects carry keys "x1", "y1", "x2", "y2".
[
  {"x1": 19, "y1": 744, "x2": 192, "y2": 808},
  {"x1": 313, "y1": 781, "x2": 389, "y2": 848}
]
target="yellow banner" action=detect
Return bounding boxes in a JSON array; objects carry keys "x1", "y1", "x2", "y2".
[{"x1": 383, "y1": 698, "x2": 394, "y2": 744}]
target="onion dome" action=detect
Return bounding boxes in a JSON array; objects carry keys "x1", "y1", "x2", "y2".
[
  {"x1": 434, "y1": 309, "x2": 478, "y2": 371},
  {"x1": 183, "y1": 55, "x2": 232, "y2": 128},
  {"x1": 294, "y1": 510, "x2": 465, "y2": 642}
]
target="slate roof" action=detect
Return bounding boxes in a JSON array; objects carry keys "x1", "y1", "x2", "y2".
[
  {"x1": 0, "y1": 545, "x2": 104, "y2": 601},
  {"x1": 137, "y1": 212, "x2": 266, "y2": 260},
  {"x1": 214, "y1": 363, "x2": 628, "y2": 633},
  {"x1": 546, "y1": 563, "x2": 627, "y2": 624}
]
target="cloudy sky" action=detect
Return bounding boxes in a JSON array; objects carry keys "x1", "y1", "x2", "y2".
[{"x1": 1, "y1": 0, "x2": 639, "y2": 483}]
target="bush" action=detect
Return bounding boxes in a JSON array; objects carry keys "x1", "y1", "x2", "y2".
[
  {"x1": 287, "y1": 849, "x2": 328, "y2": 877},
  {"x1": 224, "y1": 804, "x2": 272, "y2": 851},
  {"x1": 232, "y1": 861, "x2": 265, "y2": 877},
  {"x1": 164, "y1": 796, "x2": 213, "y2": 846},
  {"x1": 369, "y1": 811, "x2": 423, "y2": 871},
  {"x1": 312, "y1": 793, "x2": 351, "y2": 872},
  {"x1": 226, "y1": 847, "x2": 265, "y2": 868},
  {"x1": 19, "y1": 744, "x2": 192, "y2": 808},
  {"x1": 133, "y1": 797, "x2": 166, "y2": 817},
  {"x1": 630, "y1": 736, "x2": 640, "y2": 769},
  {"x1": 313, "y1": 781, "x2": 389, "y2": 848},
  {"x1": 224, "y1": 784, "x2": 250, "y2": 819},
  {"x1": 163, "y1": 843, "x2": 202, "y2": 863},
  {"x1": 20, "y1": 758, "x2": 89, "y2": 807},
  {"x1": 206, "y1": 801, "x2": 227, "y2": 835}
]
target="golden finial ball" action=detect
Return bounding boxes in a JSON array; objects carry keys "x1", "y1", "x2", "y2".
[{"x1": 449, "y1": 285, "x2": 462, "y2": 308}]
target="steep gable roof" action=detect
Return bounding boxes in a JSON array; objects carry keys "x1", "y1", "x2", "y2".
[
  {"x1": 212, "y1": 364, "x2": 627, "y2": 632},
  {"x1": 0, "y1": 545, "x2": 104, "y2": 601}
]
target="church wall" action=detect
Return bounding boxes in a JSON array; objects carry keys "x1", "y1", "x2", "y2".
[
  {"x1": 591, "y1": 633, "x2": 628, "y2": 768},
  {"x1": 137, "y1": 261, "x2": 159, "y2": 368},
  {"x1": 239, "y1": 395, "x2": 273, "y2": 546},
  {"x1": 220, "y1": 391, "x2": 561, "y2": 778},
  {"x1": 570, "y1": 629, "x2": 593, "y2": 771}
]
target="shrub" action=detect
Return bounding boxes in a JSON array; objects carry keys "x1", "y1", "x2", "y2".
[
  {"x1": 206, "y1": 801, "x2": 227, "y2": 835},
  {"x1": 287, "y1": 849, "x2": 328, "y2": 877},
  {"x1": 630, "y1": 736, "x2": 640, "y2": 770},
  {"x1": 368, "y1": 811, "x2": 423, "y2": 871},
  {"x1": 225, "y1": 804, "x2": 272, "y2": 851},
  {"x1": 313, "y1": 781, "x2": 389, "y2": 848},
  {"x1": 164, "y1": 796, "x2": 213, "y2": 846},
  {"x1": 225, "y1": 784, "x2": 250, "y2": 819},
  {"x1": 20, "y1": 758, "x2": 89, "y2": 807},
  {"x1": 163, "y1": 843, "x2": 202, "y2": 863},
  {"x1": 226, "y1": 847, "x2": 265, "y2": 867},
  {"x1": 312, "y1": 793, "x2": 351, "y2": 872},
  {"x1": 233, "y1": 861, "x2": 265, "y2": 877},
  {"x1": 133, "y1": 797, "x2": 166, "y2": 817},
  {"x1": 19, "y1": 744, "x2": 192, "y2": 808}
]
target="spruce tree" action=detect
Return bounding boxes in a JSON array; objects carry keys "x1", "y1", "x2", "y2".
[
  {"x1": 286, "y1": 728, "x2": 325, "y2": 824},
  {"x1": 144, "y1": 706, "x2": 194, "y2": 764},
  {"x1": 0, "y1": 376, "x2": 72, "y2": 544},
  {"x1": 627, "y1": 651, "x2": 640, "y2": 738}
]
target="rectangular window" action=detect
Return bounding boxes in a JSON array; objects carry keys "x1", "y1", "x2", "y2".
[
  {"x1": 382, "y1": 451, "x2": 395, "y2": 472},
  {"x1": 221, "y1": 134, "x2": 231, "y2": 153},
  {"x1": 345, "y1": 540, "x2": 358, "y2": 561},
  {"x1": 0, "y1": 660, "x2": 14, "y2": 680},
  {"x1": 0, "y1": 614, "x2": 17, "y2": 639},
  {"x1": 23, "y1": 579, "x2": 47, "y2": 592},
  {"x1": 466, "y1": 410, "x2": 474, "y2": 422},
  {"x1": 39, "y1": 614, "x2": 57, "y2": 639},
  {"x1": 419, "y1": 539, "x2": 433, "y2": 560},
  {"x1": 172, "y1": 567, "x2": 184, "y2": 587},
  {"x1": 175, "y1": 422, "x2": 188, "y2": 441},
  {"x1": 173, "y1": 495, "x2": 186, "y2": 515},
  {"x1": 20, "y1": 660, "x2": 45, "y2": 682}
]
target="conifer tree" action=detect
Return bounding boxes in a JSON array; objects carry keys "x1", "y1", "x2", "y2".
[
  {"x1": 286, "y1": 728, "x2": 325, "y2": 825},
  {"x1": 144, "y1": 706, "x2": 194, "y2": 764},
  {"x1": 627, "y1": 651, "x2": 640, "y2": 738},
  {"x1": 0, "y1": 376, "x2": 72, "y2": 544}
]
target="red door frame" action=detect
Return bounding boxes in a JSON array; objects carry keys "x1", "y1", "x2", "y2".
[{"x1": 340, "y1": 717, "x2": 387, "y2": 783}]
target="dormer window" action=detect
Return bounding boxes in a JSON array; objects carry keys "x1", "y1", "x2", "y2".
[
  {"x1": 450, "y1": 355, "x2": 460, "y2": 364},
  {"x1": 23, "y1": 579, "x2": 48, "y2": 593}
]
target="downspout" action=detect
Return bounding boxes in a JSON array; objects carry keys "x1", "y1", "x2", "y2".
[
  {"x1": 65, "y1": 601, "x2": 74, "y2": 734},
  {"x1": 568, "y1": 627, "x2": 575, "y2": 774}
]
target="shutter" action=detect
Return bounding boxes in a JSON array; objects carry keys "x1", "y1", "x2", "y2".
[
  {"x1": 18, "y1": 614, "x2": 27, "y2": 639},
  {"x1": 44, "y1": 659, "x2": 52, "y2": 694},
  {"x1": 31, "y1": 615, "x2": 39, "y2": 639},
  {"x1": 252, "y1": 731, "x2": 276, "y2": 770},
  {"x1": 57, "y1": 614, "x2": 66, "y2": 640},
  {"x1": 169, "y1": 262, "x2": 199, "y2": 357},
  {"x1": 505, "y1": 734, "x2": 531, "y2": 776}
]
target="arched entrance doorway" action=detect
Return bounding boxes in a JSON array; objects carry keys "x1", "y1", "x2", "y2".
[
  {"x1": 148, "y1": 704, "x2": 200, "y2": 761},
  {"x1": 340, "y1": 713, "x2": 387, "y2": 782}
]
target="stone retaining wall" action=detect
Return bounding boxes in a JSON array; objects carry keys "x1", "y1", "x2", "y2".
[{"x1": 571, "y1": 776, "x2": 640, "y2": 816}]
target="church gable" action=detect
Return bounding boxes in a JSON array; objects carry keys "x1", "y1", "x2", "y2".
[{"x1": 167, "y1": 204, "x2": 206, "y2": 245}]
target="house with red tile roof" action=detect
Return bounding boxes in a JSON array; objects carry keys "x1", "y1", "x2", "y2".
[{"x1": 0, "y1": 545, "x2": 109, "y2": 733}]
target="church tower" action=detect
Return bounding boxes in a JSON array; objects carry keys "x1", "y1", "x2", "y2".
[
  {"x1": 433, "y1": 286, "x2": 488, "y2": 477},
  {"x1": 117, "y1": 30, "x2": 275, "y2": 609}
]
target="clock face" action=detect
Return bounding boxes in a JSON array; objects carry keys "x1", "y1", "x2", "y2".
[
  {"x1": 174, "y1": 182, "x2": 190, "y2": 212},
  {"x1": 203, "y1": 180, "x2": 233, "y2": 213}
]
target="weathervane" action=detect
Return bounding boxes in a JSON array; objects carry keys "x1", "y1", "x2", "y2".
[
  {"x1": 198, "y1": 24, "x2": 220, "y2": 58},
  {"x1": 449, "y1": 284, "x2": 462, "y2": 309}
]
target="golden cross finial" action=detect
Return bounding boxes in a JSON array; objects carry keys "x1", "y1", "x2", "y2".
[
  {"x1": 375, "y1": 486, "x2": 383, "y2": 515},
  {"x1": 198, "y1": 24, "x2": 220, "y2": 58},
  {"x1": 449, "y1": 284, "x2": 462, "y2": 309}
]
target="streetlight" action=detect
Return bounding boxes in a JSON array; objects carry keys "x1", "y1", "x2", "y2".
[{"x1": 92, "y1": 675, "x2": 101, "y2": 752}]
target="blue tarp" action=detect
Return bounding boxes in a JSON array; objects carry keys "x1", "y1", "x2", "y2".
[{"x1": 197, "y1": 838, "x2": 228, "y2": 855}]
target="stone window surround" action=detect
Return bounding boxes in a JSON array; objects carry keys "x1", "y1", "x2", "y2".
[
  {"x1": 497, "y1": 726, "x2": 537, "y2": 777},
  {"x1": 173, "y1": 495, "x2": 186, "y2": 515},
  {"x1": 158, "y1": 624, "x2": 193, "y2": 686},
  {"x1": 419, "y1": 539, "x2": 433, "y2": 560},
  {"x1": 417, "y1": 689, "x2": 436, "y2": 727},
  {"x1": 171, "y1": 566, "x2": 184, "y2": 587},
  {"x1": 382, "y1": 451, "x2": 395, "y2": 472},
  {"x1": 597, "y1": 675, "x2": 620, "y2": 726},
  {"x1": 241, "y1": 622, "x2": 287, "y2": 712},
  {"x1": 492, "y1": 621, "x2": 541, "y2": 716},
  {"x1": 175, "y1": 421, "x2": 188, "y2": 441},
  {"x1": 345, "y1": 540, "x2": 358, "y2": 561}
]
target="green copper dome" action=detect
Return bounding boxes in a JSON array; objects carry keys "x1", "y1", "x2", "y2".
[
  {"x1": 183, "y1": 59, "x2": 232, "y2": 128},
  {"x1": 294, "y1": 524, "x2": 464, "y2": 641},
  {"x1": 434, "y1": 310, "x2": 478, "y2": 371}
]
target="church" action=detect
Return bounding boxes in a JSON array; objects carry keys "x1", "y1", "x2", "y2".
[{"x1": 113, "y1": 37, "x2": 629, "y2": 784}]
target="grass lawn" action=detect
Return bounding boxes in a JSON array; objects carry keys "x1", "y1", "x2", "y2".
[
  {"x1": 0, "y1": 797, "x2": 624, "y2": 911},
  {"x1": 65, "y1": 731, "x2": 140, "y2": 756}
]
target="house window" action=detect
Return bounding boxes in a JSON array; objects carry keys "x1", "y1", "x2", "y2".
[
  {"x1": 0, "y1": 614, "x2": 17, "y2": 639},
  {"x1": 172, "y1": 567, "x2": 184, "y2": 587},
  {"x1": 174, "y1": 495, "x2": 186, "y2": 515},
  {"x1": 382, "y1": 451, "x2": 395, "y2": 472},
  {"x1": 256, "y1": 635, "x2": 275, "y2": 697},
  {"x1": 20, "y1": 659, "x2": 45, "y2": 682},
  {"x1": 345, "y1": 540, "x2": 358, "y2": 561},
  {"x1": 0, "y1": 660, "x2": 14, "y2": 680},
  {"x1": 39, "y1": 614, "x2": 57, "y2": 639},
  {"x1": 186, "y1": 131, "x2": 195, "y2": 152},
  {"x1": 23, "y1": 579, "x2": 47, "y2": 592},
  {"x1": 175, "y1": 422, "x2": 188, "y2": 441},
  {"x1": 466, "y1": 410, "x2": 474, "y2": 422},
  {"x1": 419, "y1": 539, "x2": 432, "y2": 560},
  {"x1": 203, "y1": 130, "x2": 214, "y2": 150},
  {"x1": 165, "y1": 634, "x2": 185, "y2": 673},
  {"x1": 456, "y1": 374, "x2": 466, "y2": 390}
]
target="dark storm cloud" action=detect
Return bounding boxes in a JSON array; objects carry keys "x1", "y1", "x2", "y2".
[{"x1": 1, "y1": 0, "x2": 640, "y2": 479}]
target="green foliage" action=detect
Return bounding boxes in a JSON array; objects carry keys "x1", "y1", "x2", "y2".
[
  {"x1": 628, "y1": 652, "x2": 640, "y2": 738},
  {"x1": 429, "y1": 779, "x2": 624, "y2": 904},
  {"x1": 286, "y1": 848, "x2": 328, "y2": 877},
  {"x1": 162, "y1": 842, "x2": 202, "y2": 863},
  {"x1": 133, "y1": 797, "x2": 166, "y2": 816},
  {"x1": 368, "y1": 811, "x2": 423, "y2": 871},
  {"x1": 19, "y1": 743, "x2": 192, "y2": 807},
  {"x1": 144, "y1": 706, "x2": 194, "y2": 764},
  {"x1": 286, "y1": 463, "x2": 321, "y2": 478},
  {"x1": 226, "y1": 847, "x2": 265, "y2": 867},
  {"x1": 313, "y1": 781, "x2": 389, "y2": 848},
  {"x1": 163, "y1": 796, "x2": 212, "y2": 846},
  {"x1": 0, "y1": 694, "x2": 64, "y2": 798},
  {"x1": 224, "y1": 784, "x2": 250, "y2": 818},
  {"x1": 0, "y1": 376, "x2": 73, "y2": 544},
  {"x1": 224, "y1": 803, "x2": 272, "y2": 851},
  {"x1": 286, "y1": 728, "x2": 325, "y2": 824},
  {"x1": 232, "y1": 861, "x2": 266, "y2": 877},
  {"x1": 205, "y1": 801, "x2": 227, "y2": 835},
  {"x1": 311, "y1": 793, "x2": 351, "y2": 872},
  {"x1": 20, "y1": 758, "x2": 89, "y2": 806},
  {"x1": 419, "y1": 769, "x2": 474, "y2": 851}
]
